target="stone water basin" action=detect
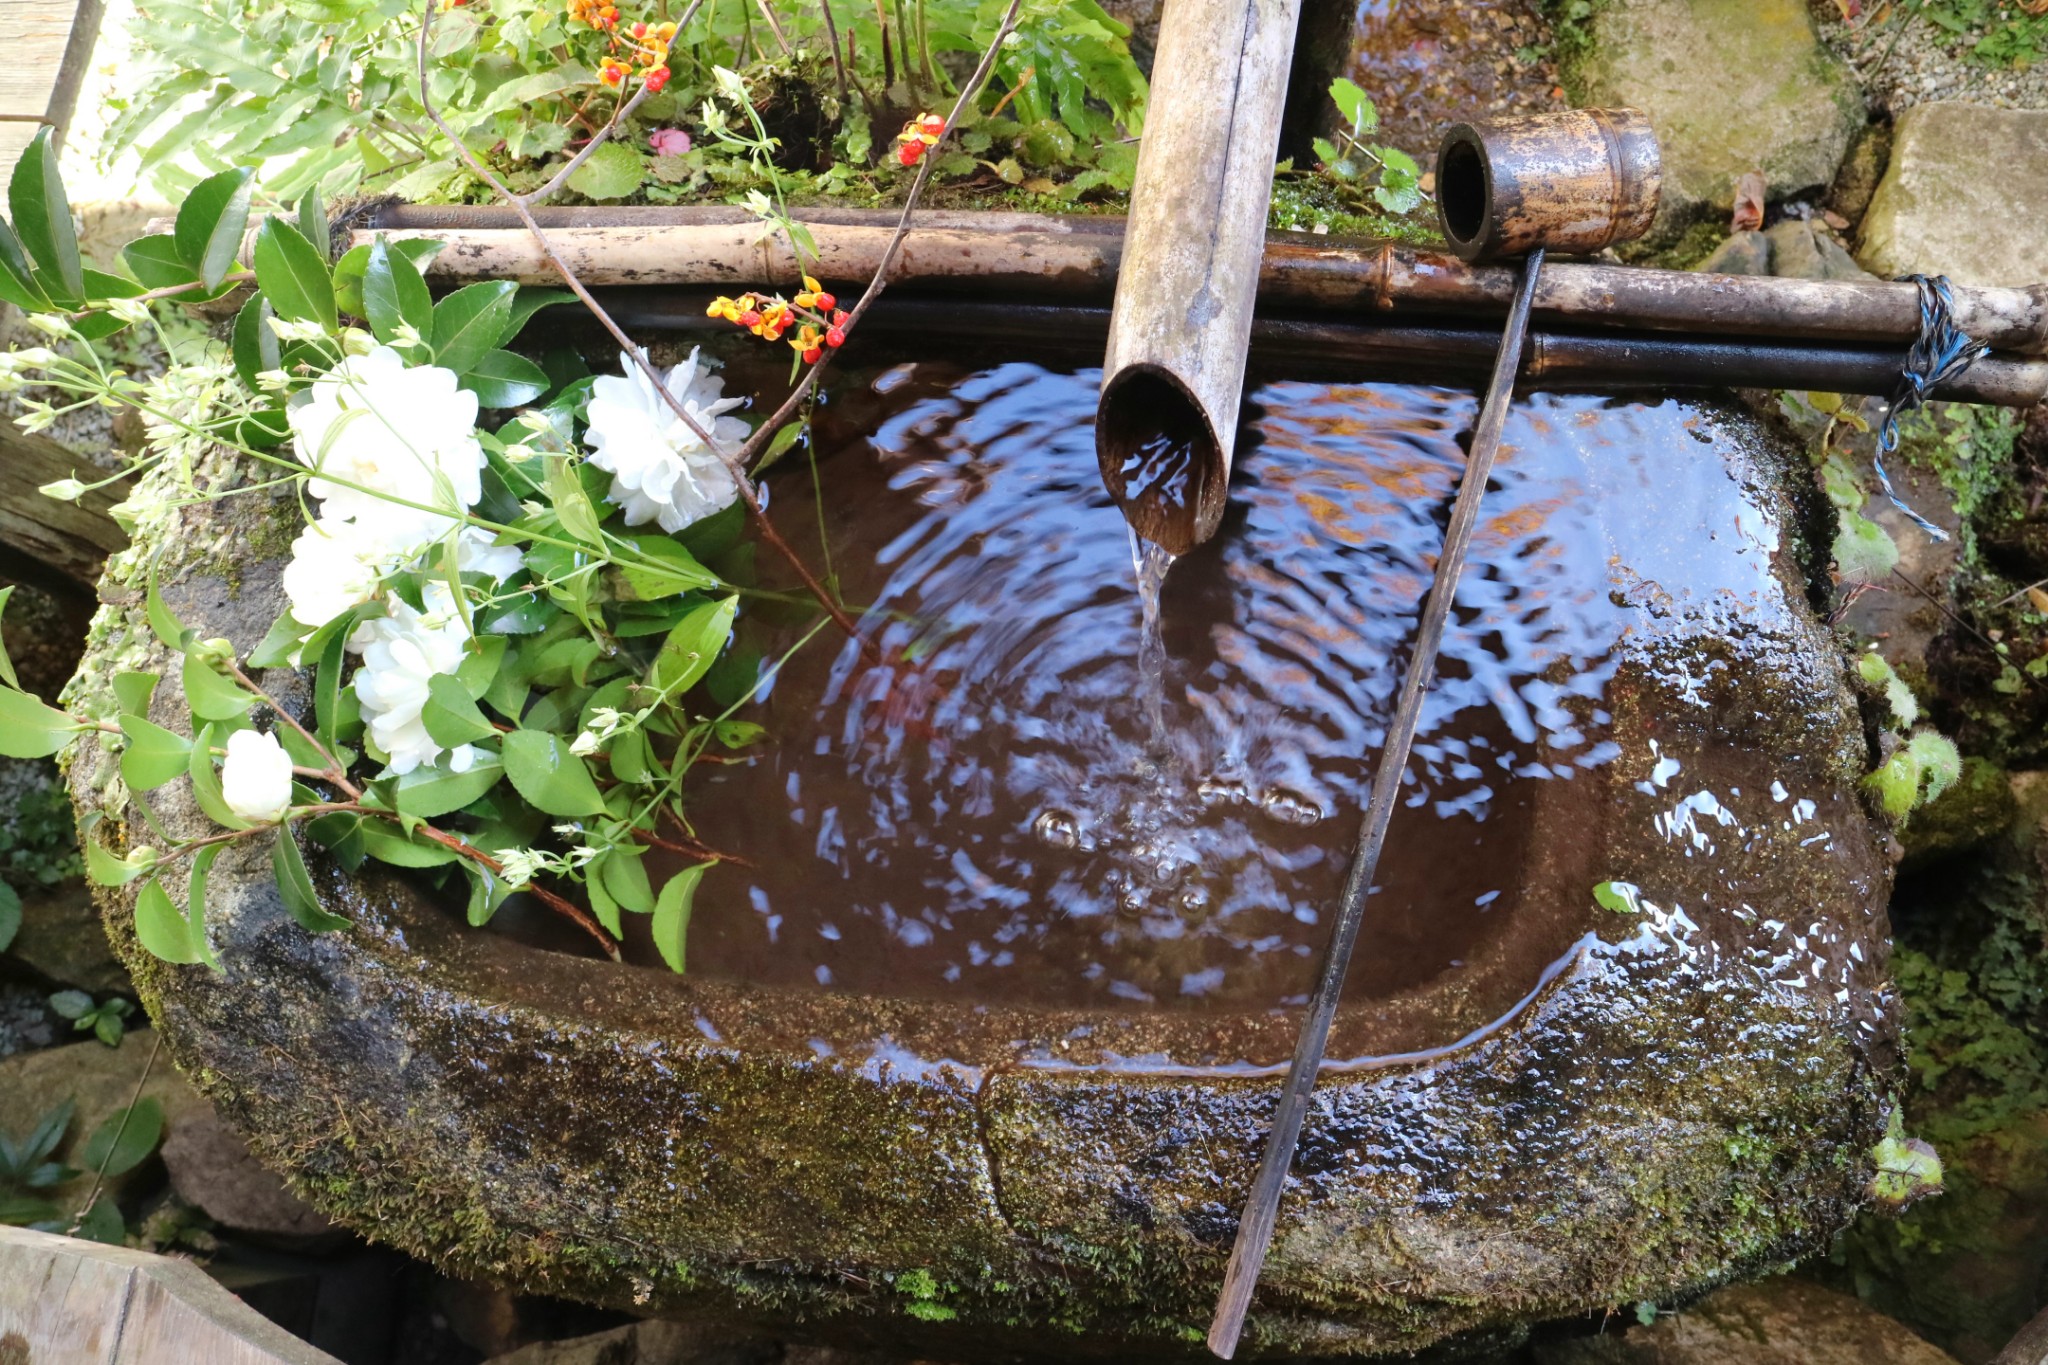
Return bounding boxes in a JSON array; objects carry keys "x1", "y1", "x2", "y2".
[{"x1": 69, "y1": 356, "x2": 1900, "y2": 1359}]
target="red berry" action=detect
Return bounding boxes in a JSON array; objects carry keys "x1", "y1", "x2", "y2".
[
  {"x1": 898, "y1": 142, "x2": 922, "y2": 167},
  {"x1": 832, "y1": 308, "x2": 849, "y2": 325},
  {"x1": 631, "y1": 21, "x2": 646, "y2": 34},
  {"x1": 825, "y1": 327, "x2": 845, "y2": 348},
  {"x1": 645, "y1": 65, "x2": 670, "y2": 91},
  {"x1": 813, "y1": 291, "x2": 836, "y2": 311},
  {"x1": 738, "y1": 310, "x2": 761, "y2": 328},
  {"x1": 803, "y1": 347, "x2": 823, "y2": 363}
]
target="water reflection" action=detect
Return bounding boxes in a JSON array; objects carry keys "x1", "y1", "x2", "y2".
[{"x1": 628, "y1": 365, "x2": 1814, "y2": 1022}]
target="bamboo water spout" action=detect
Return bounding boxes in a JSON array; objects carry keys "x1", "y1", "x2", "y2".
[{"x1": 1092, "y1": 0, "x2": 1306, "y2": 555}]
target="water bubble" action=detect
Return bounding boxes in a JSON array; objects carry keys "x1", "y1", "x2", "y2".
[
  {"x1": 1259, "y1": 788, "x2": 1324, "y2": 827},
  {"x1": 1198, "y1": 777, "x2": 1250, "y2": 806},
  {"x1": 1033, "y1": 809, "x2": 1081, "y2": 849}
]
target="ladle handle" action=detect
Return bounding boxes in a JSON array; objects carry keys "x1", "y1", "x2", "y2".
[{"x1": 1207, "y1": 247, "x2": 1548, "y2": 1360}]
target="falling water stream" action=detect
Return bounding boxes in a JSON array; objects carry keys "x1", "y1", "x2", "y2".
[{"x1": 1130, "y1": 529, "x2": 1176, "y2": 757}]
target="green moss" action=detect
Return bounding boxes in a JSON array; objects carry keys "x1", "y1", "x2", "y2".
[
  {"x1": 1535, "y1": 0, "x2": 1614, "y2": 101},
  {"x1": 1617, "y1": 219, "x2": 1727, "y2": 270}
]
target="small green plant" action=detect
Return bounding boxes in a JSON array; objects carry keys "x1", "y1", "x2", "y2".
[
  {"x1": 1898, "y1": 0, "x2": 2048, "y2": 68},
  {"x1": 1309, "y1": 78, "x2": 1427, "y2": 217},
  {"x1": 0, "y1": 1096, "x2": 164, "y2": 1242},
  {"x1": 49, "y1": 991, "x2": 135, "y2": 1047},
  {"x1": 1859, "y1": 651, "x2": 1963, "y2": 820}
]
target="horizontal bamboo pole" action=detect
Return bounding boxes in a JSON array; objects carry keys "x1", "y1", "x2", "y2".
[
  {"x1": 361, "y1": 205, "x2": 2048, "y2": 355},
  {"x1": 597, "y1": 291, "x2": 2048, "y2": 407}
]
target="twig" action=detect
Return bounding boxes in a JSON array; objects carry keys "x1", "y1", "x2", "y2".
[
  {"x1": 68, "y1": 1031, "x2": 162, "y2": 1237},
  {"x1": 817, "y1": 0, "x2": 850, "y2": 107},
  {"x1": 753, "y1": 0, "x2": 794, "y2": 55}
]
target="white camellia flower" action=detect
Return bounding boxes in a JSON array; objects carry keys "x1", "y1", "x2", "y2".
[
  {"x1": 348, "y1": 584, "x2": 479, "y2": 776},
  {"x1": 287, "y1": 345, "x2": 484, "y2": 550},
  {"x1": 220, "y1": 729, "x2": 294, "y2": 824},
  {"x1": 455, "y1": 526, "x2": 526, "y2": 583},
  {"x1": 583, "y1": 348, "x2": 750, "y2": 533},
  {"x1": 282, "y1": 517, "x2": 391, "y2": 629}
]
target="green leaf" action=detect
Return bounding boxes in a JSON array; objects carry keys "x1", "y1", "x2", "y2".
[
  {"x1": 295, "y1": 181, "x2": 330, "y2": 261},
  {"x1": 9, "y1": 128, "x2": 83, "y2": 303},
  {"x1": 421, "y1": 672, "x2": 496, "y2": 748},
  {"x1": 173, "y1": 167, "x2": 254, "y2": 291},
  {"x1": 271, "y1": 826, "x2": 350, "y2": 933},
  {"x1": 332, "y1": 238, "x2": 442, "y2": 319},
  {"x1": 751, "y1": 420, "x2": 806, "y2": 478},
  {"x1": 146, "y1": 562, "x2": 190, "y2": 651},
  {"x1": 1834, "y1": 511, "x2": 1899, "y2": 585},
  {"x1": 0, "y1": 688, "x2": 76, "y2": 758},
  {"x1": 543, "y1": 454, "x2": 604, "y2": 547},
  {"x1": 565, "y1": 142, "x2": 646, "y2": 202},
  {"x1": 0, "y1": 217, "x2": 50, "y2": 311},
  {"x1": 363, "y1": 236, "x2": 432, "y2": 345},
  {"x1": 181, "y1": 654, "x2": 254, "y2": 723},
  {"x1": 463, "y1": 863, "x2": 510, "y2": 927},
  {"x1": 230, "y1": 293, "x2": 280, "y2": 391},
  {"x1": 187, "y1": 724, "x2": 251, "y2": 831},
  {"x1": 82, "y1": 1098, "x2": 164, "y2": 1178},
  {"x1": 389, "y1": 753, "x2": 505, "y2": 818},
  {"x1": 1311, "y1": 136, "x2": 1339, "y2": 166},
  {"x1": 1869, "y1": 1107, "x2": 1944, "y2": 1211},
  {"x1": 1328, "y1": 77, "x2": 1377, "y2": 134},
  {"x1": 69, "y1": 1197, "x2": 125, "y2": 1244},
  {"x1": 651, "y1": 861, "x2": 711, "y2": 973},
  {"x1": 500, "y1": 730, "x2": 608, "y2": 817},
  {"x1": 357, "y1": 821, "x2": 463, "y2": 868},
  {"x1": 0, "y1": 586, "x2": 16, "y2": 691},
  {"x1": 1908, "y1": 730, "x2": 1961, "y2": 803},
  {"x1": 585, "y1": 864, "x2": 622, "y2": 937},
  {"x1": 600, "y1": 845, "x2": 654, "y2": 913},
  {"x1": 246, "y1": 614, "x2": 311, "y2": 670},
  {"x1": 313, "y1": 624, "x2": 350, "y2": 751},
  {"x1": 430, "y1": 281, "x2": 515, "y2": 375},
  {"x1": 304, "y1": 812, "x2": 365, "y2": 872},
  {"x1": 1592, "y1": 880, "x2": 1644, "y2": 915},
  {"x1": 121, "y1": 234, "x2": 199, "y2": 293},
  {"x1": 252, "y1": 217, "x2": 336, "y2": 332},
  {"x1": 1867, "y1": 748, "x2": 1921, "y2": 819},
  {"x1": 84, "y1": 836, "x2": 146, "y2": 887},
  {"x1": 458, "y1": 350, "x2": 550, "y2": 409},
  {"x1": 119, "y1": 714, "x2": 193, "y2": 792},
  {"x1": 111, "y1": 670, "x2": 159, "y2": 716},
  {"x1": 649, "y1": 597, "x2": 737, "y2": 697},
  {"x1": 134, "y1": 875, "x2": 206, "y2": 964},
  {"x1": 186, "y1": 845, "x2": 222, "y2": 969},
  {"x1": 617, "y1": 537, "x2": 719, "y2": 602},
  {"x1": 0, "y1": 881, "x2": 19, "y2": 954}
]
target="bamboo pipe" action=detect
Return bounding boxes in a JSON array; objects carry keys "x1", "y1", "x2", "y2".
[
  {"x1": 598, "y1": 291, "x2": 2048, "y2": 406},
  {"x1": 1088, "y1": 0, "x2": 1306, "y2": 554},
  {"x1": 357, "y1": 205, "x2": 2048, "y2": 356}
]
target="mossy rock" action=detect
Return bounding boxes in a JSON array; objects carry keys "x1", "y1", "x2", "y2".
[{"x1": 65, "y1": 392, "x2": 1902, "y2": 1359}]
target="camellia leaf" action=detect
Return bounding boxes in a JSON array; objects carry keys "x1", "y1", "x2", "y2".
[
  {"x1": 0, "y1": 586, "x2": 18, "y2": 690},
  {"x1": 230, "y1": 293, "x2": 280, "y2": 391},
  {"x1": 134, "y1": 875, "x2": 206, "y2": 964},
  {"x1": 617, "y1": 536, "x2": 718, "y2": 601},
  {"x1": 458, "y1": 349, "x2": 550, "y2": 409},
  {"x1": 173, "y1": 166, "x2": 255, "y2": 291},
  {"x1": 186, "y1": 845, "x2": 222, "y2": 969},
  {"x1": 145, "y1": 560, "x2": 191, "y2": 650},
  {"x1": 84, "y1": 836, "x2": 146, "y2": 887},
  {"x1": 600, "y1": 844, "x2": 654, "y2": 914},
  {"x1": 187, "y1": 724, "x2": 251, "y2": 831},
  {"x1": 392, "y1": 753, "x2": 504, "y2": 821},
  {"x1": 332, "y1": 238, "x2": 442, "y2": 318},
  {"x1": 430, "y1": 281, "x2": 515, "y2": 376},
  {"x1": 462, "y1": 863, "x2": 510, "y2": 927},
  {"x1": 421, "y1": 672, "x2": 495, "y2": 748},
  {"x1": 271, "y1": 825, "x2": 350, "y2": 933},
  {"x1": 119, "y1": 714, "x2": 193, "y2": 792},
  {"x1": 9, "y1": 127, "x2": 83, "y2": 303},
  {"x1": 251, "y1": 217, "x2": 337, "y2": 331},
  {"x1": 363, "y1": 236, "x2": 432, "y2": 345},
  {"x1": 651, "y1": 861, "x2": 712, "y2": 973},
  {"x1": 649, "y1": 597, "x2": 737, "y2": 697},
  {"x1": 501, "y1": 287, "x2": 574, "y2": 348},
  {"x1": 0, "y1": 880, "x2": 19, "y2": 954},
  {"x1": 121, "y1": 234, "x2": 200, "y2": 293},
  {"x1": 0, "y1": 688, "x2": 77, "y2": 758},
  {"x1": 356, "y1": 820, "x2": 463, "y2": 868},
  {"x1": 181, "y1": 653, "x2": 254, "y2": 723},
  {"x1": 0, "y1": 216, "x2": 51, "y2": 311},
  {"x1": 81, "y1": 1097, "x2": 164, "y2": 1177},
  {"x1": 111, "y1": 670, "x2": 159, "y2": 716},
  {"x1": 295, "y1": 181, "x2": 330, "y2": 261},
  {"x1": 500, "y1": 729, "x2": 608, "y2": 817}
]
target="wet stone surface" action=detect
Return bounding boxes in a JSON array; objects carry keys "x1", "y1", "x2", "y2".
[{"x1": 71, "y1": 359, "x2": 1900, "y2": 1359}]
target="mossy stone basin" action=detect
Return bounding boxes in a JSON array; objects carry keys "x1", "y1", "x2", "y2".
[{"x1": 66, "y1": 368, "x2": 1900, "y2": 1360}]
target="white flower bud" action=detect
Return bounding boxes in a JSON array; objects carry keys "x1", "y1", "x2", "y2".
[
  {"x1": 26, "y1": 313, "x2": 76, "y2": 339},
  {"x1": 220, "y1": 729, "x2": 295, "y2": 824},
  {"x1": 340, "y1": 327, "x2": 376, "y2": 357},
  {"x1": 568, "y1": 730, "x2": 601, "y2": 757},
  {"x1": 108, "y1": 298, "x2": 152, "y2": 325},
  {"x1": 391, "y1": 322, "x2": 425, "y2": 350},
  {"x1": 39, "y1": 478, "x2": 86, "y2": 501},
  {"x1": 12, "y1": 347, "x2": 54, "y2": 367},
  {"x1": 255, "y1": 368, "x2": 294, "y2": 393}
]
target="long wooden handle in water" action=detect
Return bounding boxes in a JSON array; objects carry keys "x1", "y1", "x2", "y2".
[{"x1": 1207, "y1": 247, "x2": 1548, "y2": 1360}]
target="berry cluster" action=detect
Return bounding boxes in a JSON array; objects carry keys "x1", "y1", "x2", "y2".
[
  {"x1": 707, "y1": 276, "x2": 850, "y2": 364},
  {"x1": 896, "y1": 112, "x2": 945, "y2": 167},
  {"x1": 578, "y1": 7, "x2": 675, "y2": 91}
]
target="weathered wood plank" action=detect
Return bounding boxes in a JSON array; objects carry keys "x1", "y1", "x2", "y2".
[
  {"x1": 0, "y1": 1225, "x2": 342, "y2": 1364},
  {"x1": 0, "y1": 426, "x2": 127, "y2": 597}
]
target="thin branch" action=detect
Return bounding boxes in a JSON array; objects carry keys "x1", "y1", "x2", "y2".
[{"x1": 817, "y1": 0, "x2": 850, "y2": 107}]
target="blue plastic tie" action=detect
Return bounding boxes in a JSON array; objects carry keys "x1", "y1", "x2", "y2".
[{"x1": 1870, "y1": 274, "x2": 1990, "y2": 544}]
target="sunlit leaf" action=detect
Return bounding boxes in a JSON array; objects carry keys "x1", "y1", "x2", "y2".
[
  {"x1": 651, "y1": 861, "x2": 711, "y2": 973},
  {"x1": 501, "y1": 729, "x2": 607, "y2": 817},
  {"x1": 173, "y1": 166, "x2": 255, "y2": 291}
]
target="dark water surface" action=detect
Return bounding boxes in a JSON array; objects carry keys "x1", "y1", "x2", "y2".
[{"x1": 634, "y1": 364, "x2": 1796, "y2": 1018}]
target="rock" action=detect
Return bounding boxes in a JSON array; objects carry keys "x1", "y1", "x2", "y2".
[
  {"x1": 160, "y1": 1103, "x2": 339, "y2": 1248},
  {"x1": 1765, "y1": 219, "x2": 1877, "y2": 282},
  {"x1": 1532, "y1": 1277, "x2": 1959, "y2": 1364},
  {"x1": 1572, "y1": 0, "x2": 1865, "y2": 237},
  {"x1": 483, "y1": 1321, "x2": 780, "y2": 1365},
  {"x1": 69, "y1": 390, "x2": 1900, "y2": 1358},
  {"x1": 0, "y1": 979, "x2": 57, "y2": 1058},
  {"x1": 6, "y1": 880, "x2": 130, "y2": 994},
  {"x1": 1858, "y1": 103, "x2": 2048, "y2": 287},
  {"x1": 1696, "y1": 229, "x2": 1772, "y2": 277}
]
